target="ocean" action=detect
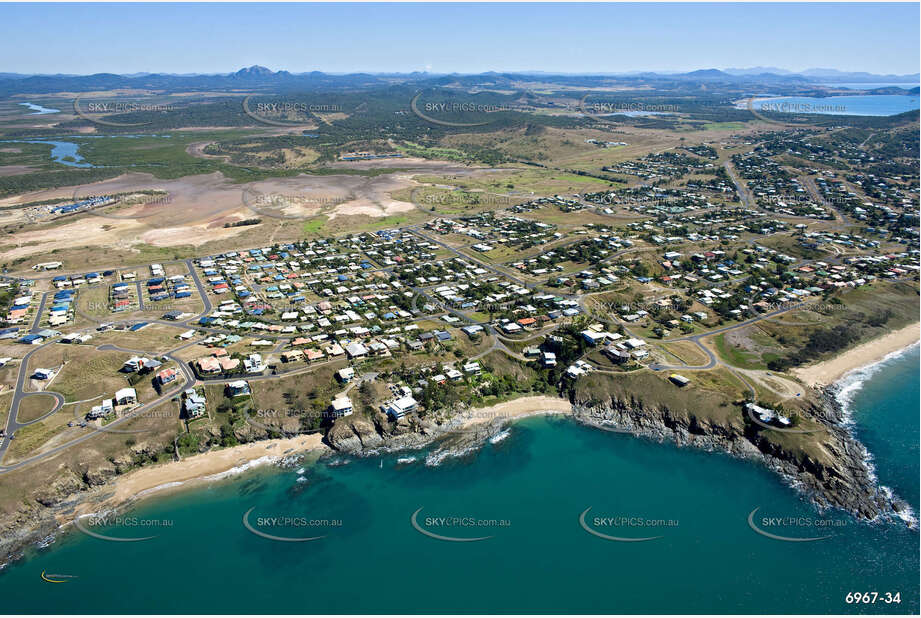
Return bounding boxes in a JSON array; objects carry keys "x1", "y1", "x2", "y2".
[
  {"x1": 2, "y1": 347, "x2": 918, "y2": 614},
  {"x1": 738, "y1": 94, "x2": 920, "y2": 117}
]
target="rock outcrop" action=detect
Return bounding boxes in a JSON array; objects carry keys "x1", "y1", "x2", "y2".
[{"x1": 570, "y1": 390, "x2": 905, "y2": 522}]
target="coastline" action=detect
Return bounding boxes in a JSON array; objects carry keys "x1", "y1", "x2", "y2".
[
  {"x1": 70, "y1": 397, "x2": 573, "y2": 519},
  {"x1": 74, "y1": 433, "x2": 329, "y2": 517},
  {"x1": 792, "y1": 323, "x2": 920, "y2": 388},
  {"x1": 458, "y1": 395, "x2": 573, "y2": 428}
]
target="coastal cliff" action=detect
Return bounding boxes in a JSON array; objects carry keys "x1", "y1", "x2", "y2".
[
  {"x1": 326, "y1": 389, "x2": 909, "y2": 525},
  {"x1": 569, "y1": 389, "x2": 905, "y2": 522}
]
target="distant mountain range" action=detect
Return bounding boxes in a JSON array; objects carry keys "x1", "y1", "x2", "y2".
[
  {"x1": 723, "y1": 67, "x2": 919, "y2": 82},
  {"x1": 0, "y1": 65, "x2": 917, "y2": 97}
]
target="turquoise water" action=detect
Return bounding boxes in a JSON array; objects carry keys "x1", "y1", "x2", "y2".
[
  {"x1": 740, "y1": 94, "x2": 919, "y2": 116},
  {"x1": 2, "y1": 348, "x2": 918, "y2": 614}
]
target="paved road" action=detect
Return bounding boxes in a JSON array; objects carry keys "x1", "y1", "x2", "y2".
[
  {"x1": 29, "y1": 292, "x2": 49, "y2": 333},
  {"x1": 185, "y1": 259, "x2": 213, "y2": 315},
  {"x1": 0, "y1": 350, "x2": 195, "y2": 473},
  {"x1": 134, "y1": 282, "x2": 146, "y2": 311},
  {"x1": 0, "y1": 343, "x2": 65, "y2": 463}
]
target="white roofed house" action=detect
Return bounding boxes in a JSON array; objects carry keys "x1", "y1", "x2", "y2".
[
  {"x1": 244, "y1": 353, "x2": 266, "y2": 374},
  {"x1": 383, "y1": 395, "x2": 418, "y2": 419},
  {"x1": 114, "y1": 387, "x2": 138, "y2": 406},
  {"x1": 330, "y1": 395, "x2": 353, "y2": 418},
  {"x1": 86, "y1": 399, "x2": 114, "y2": 420},
  {"x1": 225, "y1": 380, "x2": 251, "y2": 397},
  {"x1": 345, "y1": 342, "x2": 369, "y2": 359}
]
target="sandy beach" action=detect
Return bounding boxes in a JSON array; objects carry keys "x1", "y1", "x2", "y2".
[
  {"x1": 79, "y1": 433, "x2": 328, "y2": 516},
  {"x1": 74, "y1": 396, "x2": 572, "y2": 517},
  {"x1": 793, "y1": 323, "x2": 920, "y2": 387},
  {"x1": 459, "y1": 395, "x2": 573, "y2": 427}
]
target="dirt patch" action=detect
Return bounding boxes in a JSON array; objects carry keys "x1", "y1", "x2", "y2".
[
  {"x1": 0, "y1": 164, "x2": 507, "y2": 261},
  {"x1": 0, "y1": 165, "x2": 36, "y2": 177},
  {"x1": 738, "y1": 368, "x2": 805, "y2": 400}
]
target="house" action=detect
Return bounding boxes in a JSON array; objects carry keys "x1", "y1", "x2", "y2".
[
  {"x1": 122, "y1": 356, "x2": 151, "y2": 373},
  {"x1": 244, "y1": 353, "x2": 266, "y2": 374},
  {"x1": 345, "y1": 342, "x2": 369, "y2": 359},
  {"x1": 337, "y1": 367, "x2": 355, "y2": 382},
  {"x1": 604, "y1": 347, "x2": 631, "y2": 364},
  {"x1": 114, "y1": 387, "x2": 137, "y2": 406},
  {"x1": 61, "y1": 333, "x2": 92, "y2": 344},
  {"x1": 31, "y1": 368, "x2": 56, "y2": 380},
  {"x1": 225, "y1": 380, "x2": 251, "y2": 397},
  {"x1": 581, "y1": 329, "x2": 610, "y2": 346},
  {"x1": 383, "y1": 395, "x2": 418, "y2": 419},
  {"x1": 669, "y1": 374, "x2": 690, "y2": 387},
  {"x1": 305, "y1": 348, "x2": 325, "y2": 362},
  {"x1": 86, "y1": 399, "x2": 114, "y2": 420},
  {"x1": 745, "y1": 402, "x2": 791, "y2": 426},
  {"x1": 183, "y1": 389, "x2": 207, "y2": 418},
  {"x1": 157, "y1": 368, "x2": 178, "y2": 385},
  {"x1": 219, "y1": 357, "x2": 240, "y2": 372},
  {"x1": 463, "y1": 361, "x2": 481, "y2": 374},
  {"x1": 461, "y1": 325, "x2": 484, "y2": 337},
  {"x1": 196, "y1": 357, "x2": 222, "y2": 373},
  {"x1": 541, "y1": 351, "x2": 557, "y2": 367},
  {"x1": 330, "y1": 395, "x2": 353, "y2": 418},
  {"x1": 0, "y1": 328, "x2": 19, "y2": 340},
  {"x1": 281, "y1": 350, "x2": 304, "y2": 363}
]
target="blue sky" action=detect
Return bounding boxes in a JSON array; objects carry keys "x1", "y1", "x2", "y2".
[{"x1": 2, "y1": 3, "x2": 918, "y2": 75}]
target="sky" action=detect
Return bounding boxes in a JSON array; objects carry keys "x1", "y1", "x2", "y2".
[{"x1": 2, "y1": 3, "x2": 918, "y2": 75}]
